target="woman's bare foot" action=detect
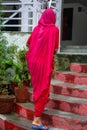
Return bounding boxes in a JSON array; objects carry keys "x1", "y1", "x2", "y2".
[
  {"x1": 32, "y1": 116, "x2": 42, "y2": 126},
  {"x1": 32, "y1": 116, "x2": 48, "y2": 129}
]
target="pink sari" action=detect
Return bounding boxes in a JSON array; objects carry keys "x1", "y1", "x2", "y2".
[{"x1": 26, "y1": 8, "x2": 59, "y2": 102}]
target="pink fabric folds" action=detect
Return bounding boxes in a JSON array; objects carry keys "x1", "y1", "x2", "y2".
[{"x1": 26, "y1": 8, "x2": 59, "y2": 102}]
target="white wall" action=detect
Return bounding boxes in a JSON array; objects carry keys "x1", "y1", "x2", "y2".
[{"x1": 3, "y1": 32, "x2": 30, "y2": 50}]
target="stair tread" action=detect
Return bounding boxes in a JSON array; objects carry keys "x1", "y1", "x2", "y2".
[
  {"x1": 0, "y1": 113, "x2": 62, "y2": 130},
  {"x1": 55, "y1": 71, "x2": 87, "y2": 76},
  {"x1": 17, "y1": 102, "x2": 87, "y2": 122},
  {"x1": 70, "y1": 63, "x2": 87, "y2": 66},
  {"x1": 51, "y1": 79, "x2": 87, "y2": 90},
  {"x1": 50, "y1": 93, "x2": 87, "y2": 104},
  {"x1": 0, "y1": 113, "x2": 32, "y2": 129},
  {"x1": 60, "y1": 51, "x2": 87, "y2": 54}
]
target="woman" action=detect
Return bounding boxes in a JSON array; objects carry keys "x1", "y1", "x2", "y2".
[{"x1": 26, "y1": 8, "x2": 59, "y2": 130}]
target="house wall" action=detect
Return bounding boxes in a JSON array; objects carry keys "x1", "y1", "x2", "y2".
[
  {"x1": 61, "y1": 3, "x2": 87, "y2": 46},
  {"x1": 2, "y1": 2, "x2": 87, "y2": 50},
  {"x1": 73, "y1": 4, "x2": 87, "y2": 45},
  {"x1": 3, "y1": 32, "x2": 29, "y2": 50}
]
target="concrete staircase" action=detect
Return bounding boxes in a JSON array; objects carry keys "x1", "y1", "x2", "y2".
[{"x1": 0, "y1": 63, "x2": 87, "y2": 130}]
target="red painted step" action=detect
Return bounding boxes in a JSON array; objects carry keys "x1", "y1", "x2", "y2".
[
  {"x1": 54, "y1": 71, "x2": 87, "y2": 85},
  {"x1": 0, "y1": 113, "x2": 60, "y2": 130},
  {"x1": 14, "y1": 102, "x2": 87, "y2": 130},
  {"x1": 28, "y1": 91, "x2": 87, "y2": 115},
  {"x1": 47, "y1": 93, "x2": 87, "y2": 115},
  {"x1": 51, "y1": 79, "x2": 87, "y2": 98},
  {"x1": 28, "y1": 88, "x2": 87, "y2": 115},
  {"x1": 0, "y1": 113, "x2": 32, "y2": 130},
  {"x1": 70, "y1": 63, "x2": 87, "y2": 73}
]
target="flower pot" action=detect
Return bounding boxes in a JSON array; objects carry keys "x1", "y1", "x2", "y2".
[
  {"x1": 0, "y1": 95, "x2": 16, "y2": 114},
  {"x1": 14, "y1": 87, "x2": 28, "y2": 103}
]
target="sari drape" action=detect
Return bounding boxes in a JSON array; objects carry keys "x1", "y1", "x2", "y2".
[{"x1": 26, "y1": 8, "x2": 59, "y2": 113}]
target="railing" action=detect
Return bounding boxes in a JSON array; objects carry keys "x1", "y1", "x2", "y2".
[
  {"x1": 0, "y1": 1, "x2": 34, "y2": 32},
  {"x1": 0, "y1": 0, "x2": 62, "y2": 35},
  {"x1": 0, "y1": 0, "x2": 62, "y2": 53}
]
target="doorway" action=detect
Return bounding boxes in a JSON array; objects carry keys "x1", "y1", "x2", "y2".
[{"x1": 62, "y1": 8, "x2": 73, "y2": 40}]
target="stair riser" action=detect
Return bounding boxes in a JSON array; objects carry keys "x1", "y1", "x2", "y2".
[
  {"x1": 14, "y1": 103, "x2": 34, "y2": 120},
  {"x1": 46, "y1": 99, "x2": 87, "y2": 115},
  {"x1": 74, "y1": 77, "x2": 87, "y2": 85},
  {"x1": 14, "y1": 103, "x2": 87, "y2": 130},
  {"x1": 70, "y1": 63, "x2": 87, "y2": 73},
  {"x1": 6, "y1": 121, "x2": 27, "y2": 130},
  {"x1": 42, "y1": 114, "x2": 87, "y2": 130},
  {"x1": 54, "y1": 73, "x2": 87, "y2": 85},
  {"x1": 0, "y1": 118, "x2": 5, "y2": 130},
  {"x1": 51, "y1": 85, "x2": 87, "y2": 98},
  {"x1": 0, "y1": 119, "x2": 27, "y2": 130}
]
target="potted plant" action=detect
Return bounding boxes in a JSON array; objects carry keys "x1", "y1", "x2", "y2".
[
  {"x1": 0, "y1": 62, "x2": 15, "y2": 114},
  {"x1": 0, "y1": 34, "x2": 16, "y2": 114},
  {"x1": 11, "y1": 51, "x2": 29, "y2": 103},
  {"x1": 11, "y1": 63, "x2": 29, "y2": 103},
  {"x1": 16, "y1": 48, "x2": 31, "y2": 87}
]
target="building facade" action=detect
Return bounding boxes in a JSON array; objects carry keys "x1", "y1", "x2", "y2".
[{"x1": 0, "y1": 0, "x2": 87, "y2": 54}]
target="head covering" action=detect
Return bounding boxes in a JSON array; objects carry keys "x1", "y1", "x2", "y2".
[{"x1": 38, "y1": 8, "x2": 56, "y2": 26}]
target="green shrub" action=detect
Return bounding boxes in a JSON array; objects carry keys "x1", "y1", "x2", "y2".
[{"x1": 54, "y1": 54, "x2": 87, "y2": 71}]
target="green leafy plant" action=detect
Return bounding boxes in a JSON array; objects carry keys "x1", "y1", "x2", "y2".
[
  {"x1": 0, "y1": 33, "x2": 18, "y2": 94},
  {"x1": 11, "y1": 48, "x2": 30, "y2": 88},
  {"x1": 17, "y1": 48, "x2": 29, "y2": 80},
  {"x1": 11, "y1": 62, "x2": 23, "y2": 88},
  {"x1": 54, "y1": 54, "x2": 87, "y2": 71}
]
